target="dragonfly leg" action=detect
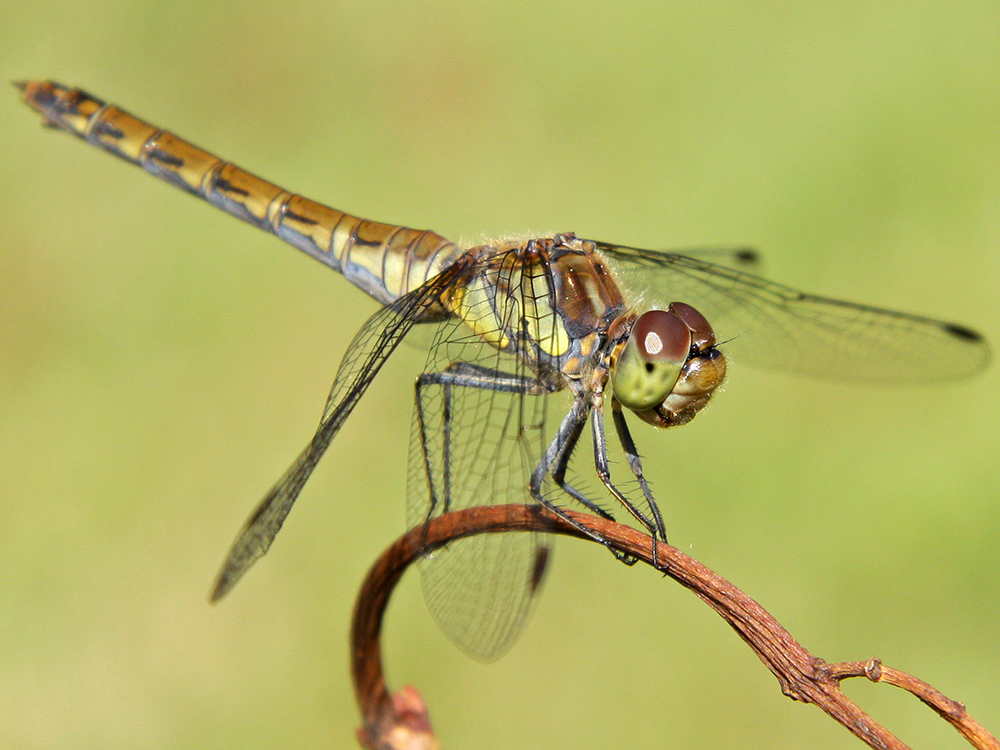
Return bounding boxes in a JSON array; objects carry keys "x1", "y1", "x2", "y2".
[
  {"x1": 528, "y1": 397, "x2": 637, "y2": 565},
  {"x1": 418, "y1": 361, "x2": 552, "y2": 395},
  {"x1": 610, "y1": 403, "x2": 667, "y2": 541},
  {"x1": 590, "y1": 396, "x2": 667, "y2": 567},
  {"x1": 415, "y1": 362, "x2": 551, "y2": 522},
  {"x1": 547, "y1": 410, "x2": 617, "y2": 522}
]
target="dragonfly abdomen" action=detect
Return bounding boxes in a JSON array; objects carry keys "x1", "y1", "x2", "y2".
[{"x1": 18, "y1": 80, "x2": 463, "y2": 305}]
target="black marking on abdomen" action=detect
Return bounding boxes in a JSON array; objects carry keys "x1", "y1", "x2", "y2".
[
  {"x1": 351, "y1": 234, "x2": 383, "y2": 249},
  {"x1": 284, "y1": 210, "x2": 318, "y2": 226},
  {"x1": 92, "y1": 120, "x2": 124, "y2": 141},
  {"x1": 148, "y1": 148, "x2": 184, "y2": 167},
  {"x1": 211, "y1": 175, "x2": 250, "y2": 197}
]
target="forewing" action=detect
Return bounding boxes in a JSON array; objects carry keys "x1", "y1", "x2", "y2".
[
  {"x1": 211, "y1": 263, "x2": 467, "y2": 602},
  {"x1": 661, "y1": 245, "x2": 762, "y2": 272},
  {"x1": 407, "y1": 253, "x2": 557, "y2": 661},
  {"x1": 597, "y1": 242, "x2": 989, "y2": 382}
]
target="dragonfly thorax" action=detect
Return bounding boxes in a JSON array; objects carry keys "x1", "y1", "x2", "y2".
[
  {"x1": 610, "y1": 302, "x2": 726, "y2": 428},
  {"x1": 453, "y1": 233, "x2": 630, "y2": 382}
]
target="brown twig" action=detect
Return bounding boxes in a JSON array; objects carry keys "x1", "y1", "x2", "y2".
[{"x1": 350, "y1": 504, "x2": 998, "y2": 750}]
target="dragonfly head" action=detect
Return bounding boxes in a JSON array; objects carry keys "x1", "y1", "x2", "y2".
[{"x1": 610, "y1": 302, "x2": 726, "y2": 428}]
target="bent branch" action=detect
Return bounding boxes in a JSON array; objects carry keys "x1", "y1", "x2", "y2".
[{"x1": 350, "y1": 504, "x2": 997, "y2": 750}]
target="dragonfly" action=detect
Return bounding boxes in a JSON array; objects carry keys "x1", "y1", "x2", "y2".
[{"x1": 19, "y1": 80, "x2": 990, "y2": 661}]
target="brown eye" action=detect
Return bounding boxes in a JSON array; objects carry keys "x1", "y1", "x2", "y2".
[
  {"x1": 668, "y1": 301, "x2": 716, "y2": 349},
  {"x1": 633, "y1": 310, "x2": 691, "y2": 362},
  {"x1": 611, "y1": 310, "x2": 692, "y2": 412},
  {"x1": 613, "y1": 302, "x2": 726, "y2": 430}
]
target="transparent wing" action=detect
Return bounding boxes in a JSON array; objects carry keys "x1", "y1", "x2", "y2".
[
  {"x1": 211, "y1": 262, "x2": 469, "y2": 602},
  {"x1": 406, "y1": 253, "x2": 559, "y2": 661},
  {"x1": 597, "y1": 242, "x2": 989, "y2": 382},
  {"x1": 662, "y1": 245, "x2": 762, "y2": 272}
]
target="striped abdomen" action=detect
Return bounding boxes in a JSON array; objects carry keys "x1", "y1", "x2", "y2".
[{"x1": 18, "y1": 80, "x2": 464, "y2": 305}]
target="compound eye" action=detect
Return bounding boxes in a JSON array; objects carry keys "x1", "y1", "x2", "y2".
[
  {"x1": 611, "y1": 310, "x2": 692, "y2": 412},
  {"x1": 668, "y1": 301, "x2": 716, "y2": 349}
]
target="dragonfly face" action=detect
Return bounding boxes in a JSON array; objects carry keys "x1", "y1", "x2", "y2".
[{"x1": 609, "y1": 303, "x2": 727, "y2": 428}]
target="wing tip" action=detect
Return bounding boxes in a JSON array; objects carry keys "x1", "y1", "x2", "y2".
[
  {"x1": 942, "y1": 322, "x2": 991, "y2": 377},
  {"x1": 943, "y1": 322, "x2": 985, "y2": 344}
]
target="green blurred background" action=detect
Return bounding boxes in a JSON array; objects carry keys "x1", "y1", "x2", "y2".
[{"x1": 2, "y1": 1, "x2": 998, "y2": 748}]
